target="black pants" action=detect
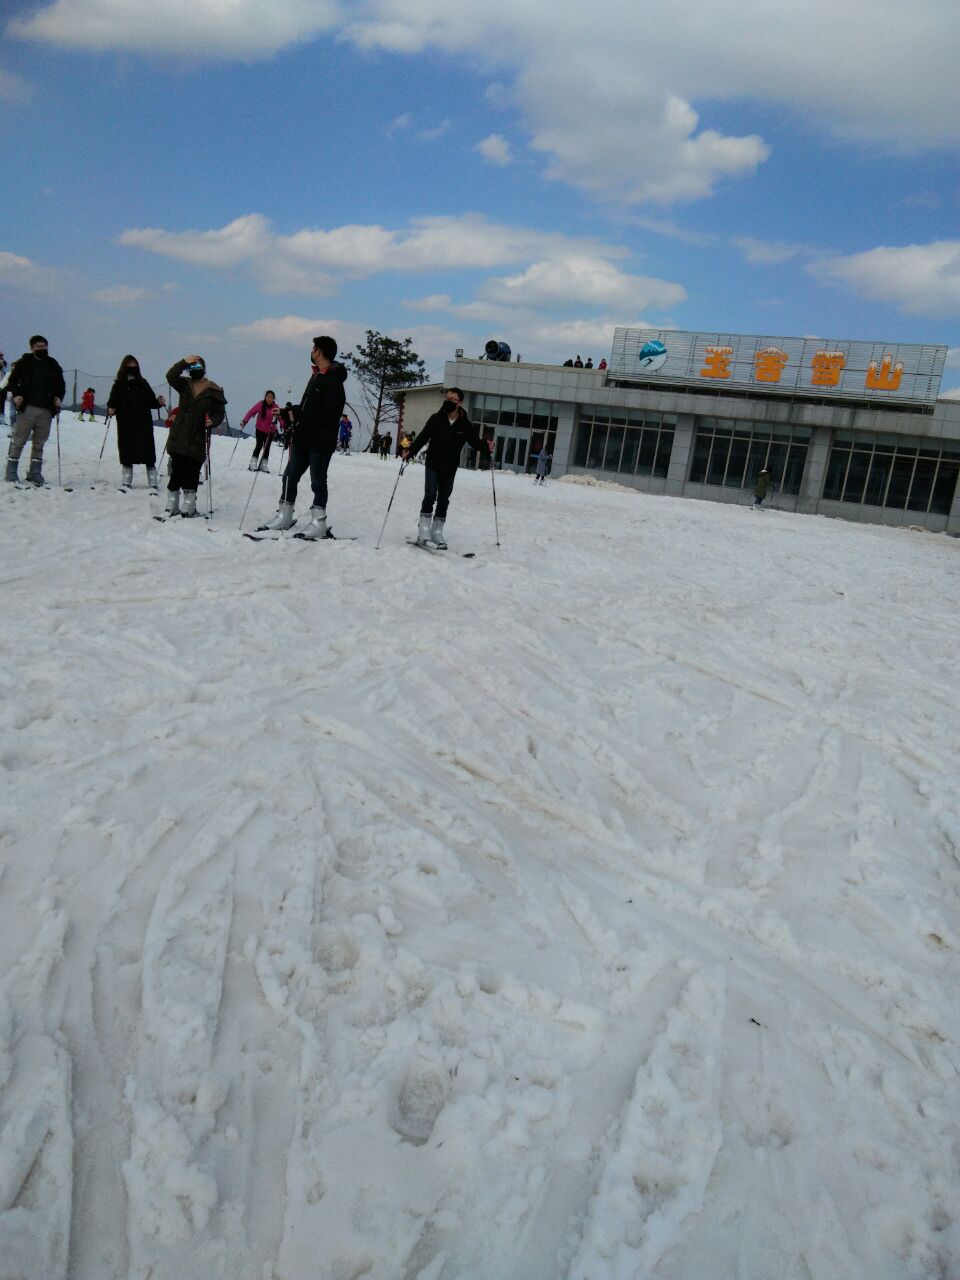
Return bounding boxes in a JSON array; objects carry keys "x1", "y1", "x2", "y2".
[
  {"x1": 252, "y1": 429, "x2": 273, "y2": 459},
  {"x1": 283, "y1": 440, "x2": 332, "y2": 507},
  {"x1": 168, "y1": 451, "x2": 202, "y2": 493},
  {"x1": 420, "y1": 467, "x2": 456, "y2": 519}
]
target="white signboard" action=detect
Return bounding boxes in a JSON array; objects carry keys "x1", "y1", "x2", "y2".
[{"x1": 609, "y1": 329, "x2": 947, "y2": 405}]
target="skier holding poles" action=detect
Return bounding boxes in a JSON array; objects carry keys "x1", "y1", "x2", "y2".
[
  {"x1": 163, "y1": 355, "x2": 226, "y2": 518},
  {"x1": 257, "y1": 335, "x2": 346, "y2": 539},
  {"x1": 402, "y1": 387, "x2": 490, "y2": 549},
  {"x1": 5, "y1": 335, "x2": 65, "y2": 486}
]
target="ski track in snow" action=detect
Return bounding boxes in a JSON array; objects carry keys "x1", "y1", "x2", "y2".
[{"x1": 0, "y1": 414, "x2": 958, "y2": 1279}]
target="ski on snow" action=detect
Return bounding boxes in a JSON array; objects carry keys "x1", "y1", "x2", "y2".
[{"x1": 406, "y1": 538, "x2": 476, "y2": 558}]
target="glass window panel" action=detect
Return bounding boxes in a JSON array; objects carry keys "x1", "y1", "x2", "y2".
[
  {"x1": 498, "y1": 404, "x2": 515, "y2": 427},
  {"x1": 834, "y1": 431, "x2": 855, "y2": 444},
  {"x1": 661, "y1": 416, "x2": 678, "y2": 429},
  {"x1": 822, "y1": 448, "x2": 850, "y2": 501},
  {"x1": 628, "y1": 411, "x2": 646, "y2": 427},
  {"x1": 517, "y1": 439, "x2": 527, "y2": 468},
  {"x1": 604, "y1": 426, "x2": 625, "y2": 471},
  {"x1": 907, "y1": 458, "x2": 937, "y2": 512},
  {"x1": 863, "y1": 450, "x2": 892, "y2": 506},
  {"x1": 515, "y1": 410, "x2": 532, "y2": 430},
  {"x1": 940, "y1": 444, "x2": 960, "y2": 460},
  {"x1": 517, "y1": 398, "x2": 533, "y2": 414},
  {"x1": 713, "y1": 426, "x2": 732, "y2": 440},
  {"x1": 534, "y1": 400, "x2": 552, "y2": 417},
  {"x1": 654, "y1": 430, "x2": 673, "y2": 477},
  {"x1": 782, "y1": 444, "x2": 808, "y2": 495},
  {"x1": 698, "y1": 417, "x2": 716, "y2": 431},
  {"x1": 706, "y1": 434, "x2": 729, "y2": 485},
  {"x1": 884, "y1": 454, "x2": 915, "y2": 508},
  {"x1": 637, "y1": 429, "x2": 658, "y2": 475},
  {"x1": 472, "y1": 394, "x2": 485, "y2": 412},
  {"x1": 504, "y1": 437, "x2": 516, "y2": 465},
  {"x1": 735, "y1": 420, "x2": 754, "y2": 437},
  {"x1": 621, "y1": 428, "x2": 642, "y2": 474},
  {"x1": 532, "y1": 414, "x2": 548, "y2": 433},
  {"x1": 494, "y1": 436, "x2": 505, "y2": 465},
  {"x1": 790, "y1": 426, "x2": 812, "y2": 440},
  {"x1": 930, "y1": 460, "x2": 959, "y2": 515},
  {"x1": 587, "y1": 425, "x2": 606, "y2": 469},
  {"x1": 725, "y1": 435, "x2": 750, "y2": 487},
  {"x1": 766, "y1": 441, "x2": 789, "y2": 489},
  {"x1": 549, "y1": 416, "x2": 559, "y2": 430},
  {"x1": 745, "y1": 439, "x2": 769, "y2": 489},
  {"x1": 842, "y1": 449, "x2": 871, "y2": 504},
  {"x1": 610, "y1": 411, "x2": 627, "y2": 427},
  {"x1": 689, "y1": 432, "x2": 712, "y2": 483},
  {"x1": 918, "y1": 445, "x2": 940, "y2": 458},
  {"x1": 573, "y1": 422, "x2": 590, "y2": 467}
]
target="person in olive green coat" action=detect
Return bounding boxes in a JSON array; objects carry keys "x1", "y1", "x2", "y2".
[{"x1": 753, "y1": 468, "x2": 771, "y2": 509}]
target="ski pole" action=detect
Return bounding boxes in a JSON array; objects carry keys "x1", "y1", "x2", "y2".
[
  {"x1": 238, "y1": 452, "x2": 265, "y2": 530},
  {"x1": 489, "y1": 456, "x2": 501, "y2": 550},
  {"x1": 229, "y1": 424, "x2": 245, "y2": 466},
  {"x1": 90, "y1": 415, "x2": 112, "y2": 488},
  {"x1": 55, "y1": 413, "x2": 62, "y2": 488},
  {"x1": 205, "y1": 430, "x2": 213, "y2": 518},
  {"x1": 375, "y1": 461, "x2": 405, "y2": 550}
]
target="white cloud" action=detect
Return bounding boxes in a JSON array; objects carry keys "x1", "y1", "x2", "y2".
[
  {"x1": 732, "y1": 236, "x2": 805, "y2": 265},
  {"x1": 810, "y1": 240, "x2": 960, "y2": 316},
  {"x1": 479, "y1": 256, "x2": 685, "y2": 312},
  {"x1": 7, "y1": 0, "x2": 341, "y2": 58},
  {"x1": 91, "y1": 284, "x2": 153, "y2": 304},
  {"x1": 476, "y1": 134, "x2": 512, "y2": 166},
  {"x1": 418, "y1": 118, "x2": 452, "y2": 142},
  {"x1": 939, "y1": 386, "x2": 960, "y2": 400},
  {"x1": 403, "y1": 294, "x2": 452, "y2": 311},
  {"x1": 945, "y1": 346, "x2": 960, "y2": 367},
  {"x1": 0, "y1": 249, "x2": 61, "y2": 294},
  {"x1": 120, "y1": 211, "x2": 654, "y2": 287},
  {"x1": 228, "y1": 315, "x2": 359, "y2": 346},
  {"x1": 386, "y1": 112, "x2": 412, "y2": 136}
]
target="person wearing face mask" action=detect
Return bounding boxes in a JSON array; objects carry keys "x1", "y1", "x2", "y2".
[
  {"x1": 106, "y1": 355, "x2": 166, "y2": 492},
  {"x1": 402, "y1": 388, "x2": 490, "y2": 549},
  {"x1": 241, "y1": 390, "x2": 281, "y2": 472},
  {"x1": 5, "y1": 335, "x2": 66, "y2": 486},
  {"x1": 163, "y1": 354, "x2": 227, "y2": 517},
  {"x1": 259, "y1": 335, "x2": 347, "y2": 538}
]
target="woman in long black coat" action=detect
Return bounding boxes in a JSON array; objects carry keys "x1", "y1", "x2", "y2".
[{"x1": 106, "y1": 354, "x2": 165, "y2": 490}]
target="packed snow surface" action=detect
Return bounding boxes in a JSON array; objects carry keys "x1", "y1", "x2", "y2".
[{"x1": 1, "y1": 413, "x2": 958, "y2": 1280}]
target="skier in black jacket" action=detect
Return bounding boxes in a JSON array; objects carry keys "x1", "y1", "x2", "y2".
[
  {"x1": 261, "y1": 335, "x2": 346, "y2": 538},
  {"x1": 5, "y1": 335, "x2": 66, "y2": 485},
  {"x1": 403, "y1": 387, "x2": 489, "y2": 548},
  {"x1": 107, "y1": 354, "x2": 165, "y2": 491}
]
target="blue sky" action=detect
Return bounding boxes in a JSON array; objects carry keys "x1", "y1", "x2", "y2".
[{"x1": 2, "y1": 0, "x2": 959, "y2": 426}]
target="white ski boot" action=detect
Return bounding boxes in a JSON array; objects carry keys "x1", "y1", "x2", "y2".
[
  {"x1": 430, "y1": 517, "x2": 447, "y2": 549},
  {"x1": 416, "y1": 514, "x2": 432, "y2": 546},
  {"x1": 165, "y1": 489, "x2": 181, "y2": 516},
  {"x1": 248, "y1": 457, "x2": 258, "y2": 471},
  {"x1": 181, "y1": 490, "x2": 198, "y2": 518},
  {"x1": 258, "y1": 456, "x2": 270, "y2": 473},
  {"x1": 297, "y1": 506, "x2": 328, "y2": 540},
  {"x1": 262, "y1": 500, "x2": 295, "y2": 531},
  {"x1": 147, "y1": 467, "x2": 159, "y2": 493},
  {"x1": 121, "y1": 465, "x2": 133, "y2": 488}
]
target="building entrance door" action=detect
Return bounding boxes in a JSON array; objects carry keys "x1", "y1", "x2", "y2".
[{"x1": 493, "y1": 428, "x2": 529, "y2": 472}]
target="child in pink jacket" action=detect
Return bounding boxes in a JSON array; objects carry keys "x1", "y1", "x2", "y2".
[{"x1": 242, "y1": 389, "x2": 281, "y2": 472}]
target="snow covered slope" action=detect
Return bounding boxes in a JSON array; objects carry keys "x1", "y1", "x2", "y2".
[{"x1": 1, "y1": 413, "x2": 958, "y2": 1280}]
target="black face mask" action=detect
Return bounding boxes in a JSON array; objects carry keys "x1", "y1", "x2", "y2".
[
  {"x1": 188, "y1": 365, "x2": 204, "y2": 380},
  {"x1": 32, "y1": 349, "x2": 48, "y2": 359},
  {"x1": 443, "y1": 400, "x2": 460, "y2": 414},
  {"x1": 125, "y1": 367, "x2": 137, "y2": 378}
]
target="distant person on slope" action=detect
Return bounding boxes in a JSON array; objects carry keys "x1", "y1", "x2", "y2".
[
  {"x1": 753, "y1": 468, "x2": 771, "y2": 510},
  {"x1": 5, "y1": 335, "x2": 65, "y2": 486},
  {"x1": 79, "y1": 387, "x2": 96, "y2": 420},
  {"x1": 107, "y1": 355, "x2": 165, "y2": 492},
  {"x1": 259, "y1": 335, "x2": 346, "y2": 539},
  {"x1": 533, "y1": 444, "x2": 552, "y2": 485},
  {"x1": 163, "y1": 355, "x2": 226, "y2": 518},
  {"x1": 337, "y1": 412, "x2": 353, "y2": 454},
  {"x1": 402, "y1": 387, "x2": 490, "y2": 549},
  {"x1": 241, "y1": 390, "x2": 281, "y2": 472}
]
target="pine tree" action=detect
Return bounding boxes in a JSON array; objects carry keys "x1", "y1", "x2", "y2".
[{"x1": 343, "y1": 330, "x2": 427, "y2": 444}]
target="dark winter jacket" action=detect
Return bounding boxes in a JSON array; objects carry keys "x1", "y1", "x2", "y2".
[
  {"x1": 108, "y1": 374, "x2": 162, "y2": 466},
  {"x1": 754, "y1": 473, "x2": 770, "y2": 499},
  {"x1": 166, "y1": 360, "x2": 227, "y2": 463},
  {"x1": 295, "y1": 363, "x2": 347, "y2": 453},
  {"x1": 408, "y1": 407, "x2": 487, "y2": 474},
  {"x1": 8, "y1": 351, "x2": 66, "y2": 411}
]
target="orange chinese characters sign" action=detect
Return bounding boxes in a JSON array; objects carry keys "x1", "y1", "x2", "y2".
[
  {"x1": 810, "y1": 351, "x2": 846, "y2": 387},
  {"x1": 700, "y1": 346, "x2": 733, "y2": 379},
  {"x1": 865, "y1": 355, "x2": 903, "y2": 391},
  {"x1": 754, "y1": 347, "x2": 788, "y2": 383}
]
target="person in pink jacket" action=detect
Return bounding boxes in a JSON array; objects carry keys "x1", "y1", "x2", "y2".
[{"x1": 242, "y1": 389, "x2": 281, "y2": 472}]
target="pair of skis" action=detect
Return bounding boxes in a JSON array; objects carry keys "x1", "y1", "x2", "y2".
[{"x1": 406, "y1": 538, "x2": 476, "y2": 559}]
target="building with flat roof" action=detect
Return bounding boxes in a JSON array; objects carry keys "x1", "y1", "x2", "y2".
[{"x1": 395, "y1": 329, "x2": 960, "y2": 535}]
